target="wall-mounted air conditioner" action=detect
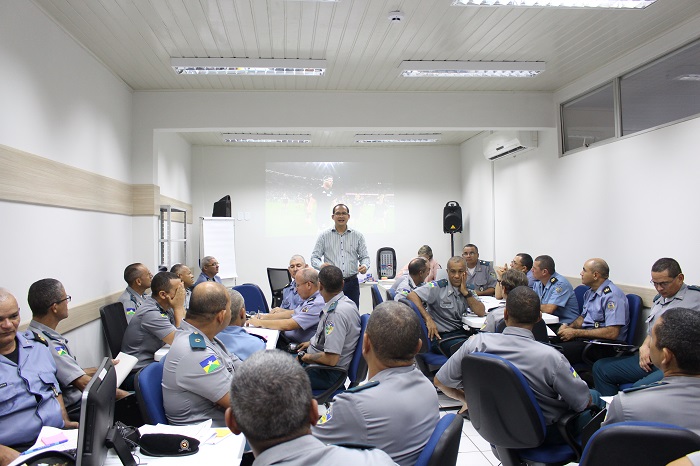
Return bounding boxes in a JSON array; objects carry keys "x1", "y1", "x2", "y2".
[{"x1": 483, "y1": 131, "x2": 538, "y2": 161}]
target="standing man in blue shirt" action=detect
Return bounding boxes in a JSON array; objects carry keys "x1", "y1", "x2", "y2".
[
  {"x1": 532, "y1": 255, "x2": 580, "y2": 324},
  {"x1": 311, "y1": 204, "x2": 370, "y2": 308},
  {"x1": 194, "y1": 256, "x2": 223, "y2": 287}
]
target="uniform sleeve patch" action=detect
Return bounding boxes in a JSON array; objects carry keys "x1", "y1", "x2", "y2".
[
  {"x1": 318, "y1": 407, "x2": 332, "y2": 425},
  {"x1": 325, "y1": 321, "x2": 335, "y2": 335},
  {"x1": 199, "y1": 355, "x2": 221, "y2": 373},
  {"x1": 301, "y1": 306, "x2": 309, "y2": 313},
  {"x1": 55, "y1": 345, "x2": 68, "y2": 356},
  {"x1": 607, "y1": 301, "x2": 616, "y2": 310},
  {"x1": 555, "y1": 286, "x2": 563, "y2": 294},
  {"x1": 570, "y1": 367, "x2": 579, "y2": 378}
]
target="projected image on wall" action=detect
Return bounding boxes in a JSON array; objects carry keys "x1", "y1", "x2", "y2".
[{"x1": 266, "y1": 162, "x2": 394, "y2": 237}]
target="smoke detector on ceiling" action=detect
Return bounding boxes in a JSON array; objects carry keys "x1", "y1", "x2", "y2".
[{"x1": 388, "y1": 11, "x2": 404, "y2": 22}]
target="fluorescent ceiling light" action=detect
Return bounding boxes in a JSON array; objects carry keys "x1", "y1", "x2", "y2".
[
  {"x1": 354, "y1": 134, "x2": 442, "y2": 143},
  {"x1": 171, "y1": 58, "x2": 326, "y2": 76},
  {"x1": 223, "y1": 133, "x2": 311, "y2": 143},
  {"x1": 452, "y1": 0, "x2": 658, "y2": 8},
  {"x1": 675, "y1": 74, "x2": 700, "y2": 82},
  {"x1": 400, "y1": 61, "x2": 545, "y2": 78}
]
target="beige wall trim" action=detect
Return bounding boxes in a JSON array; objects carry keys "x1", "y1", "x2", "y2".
[
  {"x1": 0, "y1": 144, "x2": 192, "y2": 223},
  {"x1": 19, "y1": 291, "x2": 123, "y2": 334},
  {"x1": 565, "y1": 276, "x2": 657, "y2": 308}
]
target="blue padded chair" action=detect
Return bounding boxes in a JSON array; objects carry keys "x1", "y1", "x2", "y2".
[
  {"x1": 579, "y1": 421, "x2": 700, "y2": 466},
  {"x1": 580, "y1": 293, "x2": 644, "y2": 366},
  {"x1": 371, "y1": 284, "x2": 383, "y2": 309},
  {"x1": 134, "y1": 361, "x2": 167, "y2": 425},
  {"x1": 574, "y1": 285, "x2": 590, "y2": 314},
  {"x1": 308, "y1": 313, "x2": 370, "y2": 405},
  {"x1": 414, "y1": 413, "x2": 463, "y2": 466},
  {"x1": 462, "y1": 352, "x2": 589, "y2": 466},
  {"x1": 234, "y1": 283, "x2": 270, "y2": 314}
]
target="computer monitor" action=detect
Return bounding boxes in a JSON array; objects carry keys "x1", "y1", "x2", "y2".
[{"x1": 77, "y1": 357, "x2": 135, "y2": 466}]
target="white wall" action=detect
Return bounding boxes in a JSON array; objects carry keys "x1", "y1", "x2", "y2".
[
  {"x1": 461, "y1": 117, "x2": 700, "y2": 288},
  {"x1": 0, "y1": 1, "x2": 134, "y2": 367},
  {"x1": 191, "y1": 145, "x2": 464, "y2": 302}
]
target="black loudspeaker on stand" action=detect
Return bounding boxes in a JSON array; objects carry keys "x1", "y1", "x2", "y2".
[{"x1": 443, "y1": 201, "x2": 462, "y2": 257}]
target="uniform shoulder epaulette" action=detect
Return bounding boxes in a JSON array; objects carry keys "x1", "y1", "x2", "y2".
[
  {"x1": 479, "y1": 260, "x2": 490, "y2": 266},
  {"x1": 328, "y1": 301, "x2": 338, "y2": 312},
  {"x1": 603, "y1": 286, "x2": 612, "y2": 294},
  {"x1": 653, "y1": 293, "x2": 661, "y2": 303},
  {"x1": 550, "y1": 276, "x2": 558, "y2": 284},
  {"x1": 687, "y1": 285, "x2": 700, "y2": 292},
  {"x1": 621, "y1": 380, "x2": 667, "y2": 393},
  {"x1": 436, "y1": 279, "x2": 448, "y2": 288},
  {"x1": 345, "y1": 380, "x2": 379, "y2": 393},
  {"x1": 189, "y1": 332, "x2": 207, "y2": 350},
  {"x1": 29, "y1": 331, "x2": 49, "y2": 346}
]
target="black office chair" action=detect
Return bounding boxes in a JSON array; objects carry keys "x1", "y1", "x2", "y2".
[
  {"x1": 267, "y1": 267, "x2": 291, "y2": 308},
  {"x1": 386, "y1": 288, "x2": 397, "y2": 301},
  {"x1": 100, "y1": 302, "x2": 129, "y2": 358},
  {"x1": 495, "y1": 318, "x2": 550, "y2": 343},
  {"x1": 414, "y1": 413, "x2": 463, "y2": 466},
  {"x1": 579, "y1": 421, "x2": 700, "y2": 466},
  {"x1": 462, "y1": 352, "x2": 590, "y2": 466}
]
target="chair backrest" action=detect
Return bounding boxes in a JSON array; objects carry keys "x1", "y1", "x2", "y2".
[
  {"x1": 134, "y1": 362, "x2": 167, "y2": 425},
  {"x1": 461, "y1": 352, "x2": 546, "y2": 448},
  {"x1": 371, "y1": 284, "x2": 383, "y2": 309},
  {"x1": 234, "y1": 283, "x2": 270, "y2": 314},
  {"x1": 414, "y1": 413, "x2": 464, "y2": 466},
  {"x1": 376, "y1": 247, "x2": 397, "y2": 279},
  {"x1": 579, "y1": 421, "x2": 700, "y2": 466},
  {"x1": 495, "y1": 319, "x2": 549, "y2": 343},
  {"x1": 625, "y1": 294, "x2": 643, "y2": 345},
  {"x1": 398, "y1": 298, "x2": 430, "y2": 354},
  {"x1": 99, "y1": 302, "x2": 129, "y2": 358},
  {"x1": 386, "y1": 288, "x2": 397, "y2": 301},
  {"x1": 347, "y1": 313, "x2": 371, "y2": 388},
  {"x1": 574, "y1": 285, "x2": 590, "y2": 314}
]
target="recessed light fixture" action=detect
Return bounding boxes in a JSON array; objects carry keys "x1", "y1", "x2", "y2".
[
  {"x1": 354, "y1": 134, "x2": 442, "y2": 143},
  {"x1": 222, "y1": 133, "x2": 311, "y2": 143},
  {"x1": 171, "y1": 58, "x2": 326, "y2": 76},
  {"x1": 452, "y1": 0, "x2": 658, "y2": 8},
  {"x1": 400, "y1": 61, "x2": 545, "y2": 78},
  {"x1": 674, "y1": 74, "x2": 700, "y2": 82}
]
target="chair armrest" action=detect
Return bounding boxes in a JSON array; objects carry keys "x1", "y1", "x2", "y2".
[
  {"x1": 304, "y1": 365, "x2": 348, "y2": 405},
  {"x1": 582, "y1": 340, "x2": 637, "y2": 365},
  {"x1": 437, "y1": 335, "x2": 472, "y2": 357},
  {"x1": 556, "y1": 404, "x2": 603, "y2": 462}
]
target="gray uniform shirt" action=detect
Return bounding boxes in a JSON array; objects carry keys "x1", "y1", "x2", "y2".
[
  {"x1": 646, "y1": 284, "x2": 700, "y2": 335},
  {"x1": 308, "y1": 292, "x2": 360, "y2": 371},
  {"x1": 482, "y1": 305, "x2": 506, "y2": 333},
  {"x1": 603, "y1": 376, "x2": 700, "y2": 435},
  {"x1": 162, "y1": 320, "x2": 239, "y2": 426},
  {"x1": 413, "y1": 280, "x2": 471, "y2": 333},
  {"x1": 121, "y1": 297, "x2": 177, "y2": 371},
  {"x1": 253, "y1": 435, "x2": 397, "y2": 466},
  {"x1": 436, "y1": 327, "x2": 590, "y2": 424},
  {"x1": 27, "y1": 320, "x2": 85, "y2": 410},
  {"x1": 312, "y1": 366, "x2": 439, "y2": 466},
  {"x1": 392, "y1": 275, "x2": 419, "y2": 300},
  {"x1": 118, "y1": 286, "x2": 147, "y2": 322},
  {"x1": 466, "y1": 261, "x2": 498, "y2": 292},
  {"x1": 285, "y1": 291, "x2": 325, "y2": 343}
]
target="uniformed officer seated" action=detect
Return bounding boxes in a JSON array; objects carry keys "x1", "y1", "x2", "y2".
[
  {"x1": 120, "y1": 271, "x2": 186, "y2": 390},
  {"x1": 27, "y1": 278, "x2": 130, "y2": 420},
  {"x1": 462, "y1": 243, "x2": 498, "y2": 296},
  {"x1": 593, "y1": 258, "x2": 700, "y2": 395},
  {"x1": 225, "y1": 350, "x2": 396, "y2": 465},
  {"x1": 217, "y1": 289, "x2": 266, "y2": 360},
  {"x1": 272, "y1": 254, "x2": 308, "y2": 313},
  {"x1": 494, "y1": 253, "x2": 536, "y2": 299},
  {"x1": 0, "y1": 288, "x2": 76, "y2": 451},
  {"x1": 482, "y1": 269, "x2": 529, "y2": 333},
  {"x1": 392, "y1": 256, "x2": 430, "y2": 300},
  {"x1": 602, "y1": 307, "x2": 700, "y2": 434},
  {"x1": 295, "y1": 265, "x2": 361, "y2": 391},
  {"x1": 532, "y1": 255, "x2": 581, "y2": 324},
  {"x1": 247, "y1": 268, "x2": 325, "y2": 347},
  {"x1": 555, "y1": 258, "x2": 630, "y2": 365},
  {"x1": 435, "y1": 286, "x2": 603, "y2": 436},
  {"x1": 170, "y1": 263, "x2": 195, "y2": 310},
  {"x1": 118, "y1": 262, "x2": 152, "y2": 322},
  {"x1": 162, "y1": 282, "x2": 239, "y2": 426},
  {"x1": 407, "y1": 256, "x2": 486, "y2": 356},
  {"x1": 312, "y1": 301, "x2": 440, "y2": 466}
]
